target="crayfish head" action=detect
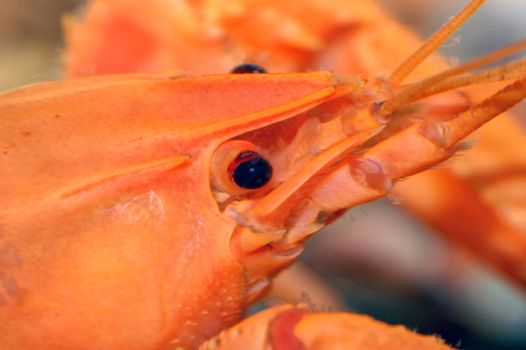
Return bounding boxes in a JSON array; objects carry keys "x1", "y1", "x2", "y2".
[{"x1": 205, "y1": 31, "x2": 526, "y2": 300}]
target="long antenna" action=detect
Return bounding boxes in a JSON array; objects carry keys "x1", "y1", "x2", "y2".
[{"x1": 387, "y1": 0, "x2": 485, "y2": 85}]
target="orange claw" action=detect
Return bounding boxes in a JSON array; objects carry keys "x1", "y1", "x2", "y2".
[{"x1": 200, "y1": 304, "x2": 452, "y2": 350}]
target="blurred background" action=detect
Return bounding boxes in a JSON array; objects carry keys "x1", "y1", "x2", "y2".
[
  {"x1": 1, "y1": 1, "x2": 525, "y2": 349},
  {"x1": 0, "y1": 0, "x2": 81, "y2": 90}
]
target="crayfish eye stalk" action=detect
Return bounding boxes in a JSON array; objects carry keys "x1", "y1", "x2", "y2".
[
  {"x1": 210, "y1": 140, "x2": 275, "y2": 201},
  {"x1": 231, "y1": 151, "x2": 273, "y2": 190},
  {"x1": 231, "y1": 63, "x2": 268, "y2": 74}
]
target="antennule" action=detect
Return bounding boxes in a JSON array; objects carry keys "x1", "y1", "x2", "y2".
[
  {"x1": 387, "y1": 0, "x2": 486, "y2": 85},
  {"x1": 444, "y1": 77, "x2": 526, "y2": 147},
  {"x1": 410, "y1": 58, "x2": 526, "y2": 101}
]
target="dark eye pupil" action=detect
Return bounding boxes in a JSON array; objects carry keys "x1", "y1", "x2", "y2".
[
  {"x1": 232, "y1": 152, "x2": 272, "y2": 189},
  {"x1": 231, "y1": 63, "x2": 267, "y2": 74}
]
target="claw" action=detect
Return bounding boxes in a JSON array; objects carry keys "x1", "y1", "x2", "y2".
[{"x1": 200, "y1": 304, "x2": 454, "y2": 350}]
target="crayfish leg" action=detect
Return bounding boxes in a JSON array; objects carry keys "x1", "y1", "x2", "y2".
[{"x1": 309, "y1": 78, "x2": 526, "y2": 213}]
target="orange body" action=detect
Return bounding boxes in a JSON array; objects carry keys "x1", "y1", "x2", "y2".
[
  {"x1": 1, "y1": 0, "x2": 525, "y2": 349},
  {"x1": 1, "y1": 70, "x2": 468, "y2": 349}
]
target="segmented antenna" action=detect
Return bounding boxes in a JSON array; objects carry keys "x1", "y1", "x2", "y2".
[
  {"x1": 387, "y1": 0, "x2": 485, "y2": 85},
  {"x1": 444, "y1": 76, "x2": 526, "y2": 147},
  {"x1": 407, "y1": 58, "x2": 526, "y2": 101}
]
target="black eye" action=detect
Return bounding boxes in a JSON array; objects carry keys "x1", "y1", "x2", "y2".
[
  {"x1": 231, "y1": 63, "x2": 267, "y2": 74},
  {"x1": 231, "y1": 151, "x2": 273, "y2": 189}
]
